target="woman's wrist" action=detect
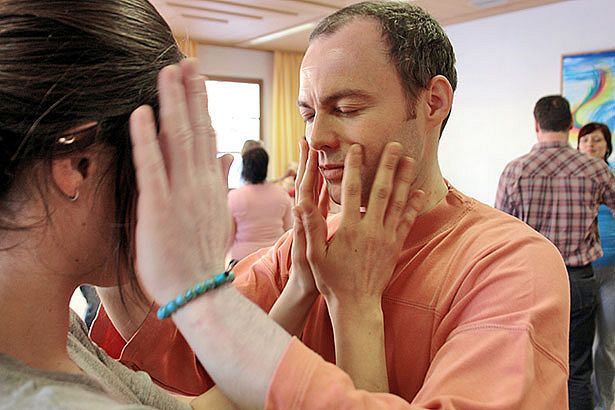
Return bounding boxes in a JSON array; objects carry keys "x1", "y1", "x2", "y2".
[
  {"x1": 154, "y1": 262, "x2": 227, "y2": 305},
  {"x1": 157, "y1": 270, "x2": 234, "y2": 320}
]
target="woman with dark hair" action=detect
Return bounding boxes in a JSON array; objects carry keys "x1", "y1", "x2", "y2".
[
  {"x1": 578, "y1": 122, "x2": 613, "y2": 163},
  {"x1": 0, "y1": 1, "x2": 238, "y2": 408},
  {"x1": 227, "y1": 147, "x2": 292, "y2": 260},
  {"x1": 577, "y1": 122, "x2": 615, "y2": 410}
]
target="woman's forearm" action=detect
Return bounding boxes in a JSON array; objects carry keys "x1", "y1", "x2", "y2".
[{"x1": 173, "y1": 285, "x2": 292, "y2": 410}]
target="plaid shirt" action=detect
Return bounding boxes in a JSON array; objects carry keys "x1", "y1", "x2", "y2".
[{"x1": 495, "y1": 140, "x2": 615, "y2": 267}]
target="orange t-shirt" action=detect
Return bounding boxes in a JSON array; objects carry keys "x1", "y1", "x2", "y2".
[{"x1": 91, "y1": 187, "x2": 570, "y2": 408}]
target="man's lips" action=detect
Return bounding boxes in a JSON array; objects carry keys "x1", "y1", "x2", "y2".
[{"x1": 319, "y1": 164, "x2": 344, "y2": 181}]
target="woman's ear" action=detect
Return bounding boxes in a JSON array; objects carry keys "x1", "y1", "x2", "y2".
[
  {"x1": 424, "y1": 75, "x2": 453, "y2": 133},
  {"x1": 51, "y1": 156, "x2": 91, "y2": 201}
]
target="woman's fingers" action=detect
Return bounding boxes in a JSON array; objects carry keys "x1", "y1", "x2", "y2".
[
  {"x1": 179, "y1": 59, "x2": 218, "y2": 170},
  {"x1": 157, "y1": 65, "x2": 196, "y2": 185},
  {"x1": 129, "y1": 105, "x2": 169, "y2": 199}
]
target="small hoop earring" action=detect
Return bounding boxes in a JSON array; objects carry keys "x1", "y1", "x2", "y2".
[{"x1": 68, "y1": 190, "x2": 80, "y2": 202}]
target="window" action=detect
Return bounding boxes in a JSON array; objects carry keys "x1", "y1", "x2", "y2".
[{"x1": 205, "y1": 77, "x2": 262, "y2": 189}]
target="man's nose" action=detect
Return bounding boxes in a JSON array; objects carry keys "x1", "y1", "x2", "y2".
[{"x1": 307, "y1": 114, "x2": 340, "y2": 152}]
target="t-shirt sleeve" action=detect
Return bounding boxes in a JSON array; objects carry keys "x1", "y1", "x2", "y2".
[
  {"x1": 91, "y1": 231, "x2": 294, "y2": 396},
  {"x1": 266, "y1": 338, "x2": 414, "y2": 409}
]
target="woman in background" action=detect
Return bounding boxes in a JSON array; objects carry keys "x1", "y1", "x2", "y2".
[
  {"x1": 227, "y1": 147, "x2": 292, "y2": 260},
  {"x1": 577, "y1": 122, "x2": 614, "y2": 410}
]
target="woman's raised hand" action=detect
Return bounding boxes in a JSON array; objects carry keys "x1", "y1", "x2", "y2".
[{"x1": 129, "y1": 60, "x2": 229, "y2": 304}]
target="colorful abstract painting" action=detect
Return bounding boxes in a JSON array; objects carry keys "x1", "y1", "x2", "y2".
[{"x1": 562, "y1": 49, "x2": 615, "y2": 145}]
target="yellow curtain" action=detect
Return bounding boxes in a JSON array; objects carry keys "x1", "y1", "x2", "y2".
[
  {"x1": 174, "y1": 35, "x2": 198, "y2": 58},
  {"x1": 271, "y1": 51, "x2": 305, "y2": 178}
]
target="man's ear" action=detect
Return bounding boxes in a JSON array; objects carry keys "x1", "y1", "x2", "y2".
[
  {"x1": 535, "y1": 120, "x2": 540, "y2": 134},
  {"x1": 51, "y1": 156, "x2": 91, "y2": 200},
  {"x1": 424, "y1": 75, "x2": 453, "y2": 132}
]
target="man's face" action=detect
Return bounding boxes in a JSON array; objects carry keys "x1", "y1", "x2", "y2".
[{"x1": 299, "y1": 19, "x2": 428, "y2": 205}]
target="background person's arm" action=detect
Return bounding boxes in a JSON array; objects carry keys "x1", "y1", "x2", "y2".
[
  {"x1": 226, "y1": 190, "x2": 238, "y2": 255},
  {"x1": 494, "y1": 164, "x2": 519, "y2": 217},
  {"x1": 602, "y1": 166, "x2": 615, "y2": 212}
]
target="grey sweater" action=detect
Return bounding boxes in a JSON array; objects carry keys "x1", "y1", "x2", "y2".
[{"x1": 0, "y1": 311, "x2": 191, "y2": 410}]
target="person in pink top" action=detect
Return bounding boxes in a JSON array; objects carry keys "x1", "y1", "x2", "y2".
[
  {"x1": 96, "y1": 2, "x2": 570, "y2": 409},
  {"x1": 227, "y1": 147, "x2": 292, "y2": 260}
]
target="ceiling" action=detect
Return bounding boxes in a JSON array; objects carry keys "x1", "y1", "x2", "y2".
[{"x1": 151, "y1": 0, "x2": 569, "y2": 52}]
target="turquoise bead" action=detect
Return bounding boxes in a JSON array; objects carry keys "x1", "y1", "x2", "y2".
[
  {"x1": 156, "y1": 271, "x2": 236, "y2": 320},
  {"x1": 185, "y1": 289, "x2": 195, "y2": 300}
]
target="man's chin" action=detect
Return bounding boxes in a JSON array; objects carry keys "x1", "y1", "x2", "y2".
[{"x1": 325, "y1": 181, "x2": 342, "y2": 206}]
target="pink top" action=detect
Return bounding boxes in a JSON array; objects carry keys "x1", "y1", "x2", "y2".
[{"x1": 228, "y1": 183, "x2": 292, "y2": 260}]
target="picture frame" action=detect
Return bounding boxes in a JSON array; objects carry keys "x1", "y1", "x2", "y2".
[{"x1": 561, "y1": 49, "x2": 615, "y2": 144}]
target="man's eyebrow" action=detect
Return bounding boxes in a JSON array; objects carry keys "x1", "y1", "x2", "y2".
[{"x1": 298, "y1": 89, "x2": 374, "y2": 109}]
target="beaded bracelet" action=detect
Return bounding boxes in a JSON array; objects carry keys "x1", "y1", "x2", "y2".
[{"x1": 157, "y1": 270, "x2": 235, "y2": 320}]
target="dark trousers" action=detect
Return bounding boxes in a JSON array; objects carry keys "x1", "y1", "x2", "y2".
[{"x1": 566, "y1": 264, "x2": 598, "y2": 410}]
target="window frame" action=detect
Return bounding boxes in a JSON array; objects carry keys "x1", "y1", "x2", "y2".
[{"x1": 205, "y1": 75, "x2": 264, "y2": 144}]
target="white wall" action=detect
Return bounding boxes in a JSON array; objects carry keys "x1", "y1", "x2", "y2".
[
  {"x1": 441, "y1": 0, "x2": 615, "y2": 205},
  {"x1": 197, "y1": 45, "x2": 274, "y2": 148}
]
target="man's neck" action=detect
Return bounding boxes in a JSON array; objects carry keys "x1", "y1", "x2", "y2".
[
  {"x1": 537, "y1": 131, "x2": 568, "y2": 143},
  {"x1": 416, "y1": 162, "x2": 448, "y2": 215}
]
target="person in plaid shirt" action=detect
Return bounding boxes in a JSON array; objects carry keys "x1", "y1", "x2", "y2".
[{"x1": 495, "y1": 95, "x2": 615, "y2": 410}]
